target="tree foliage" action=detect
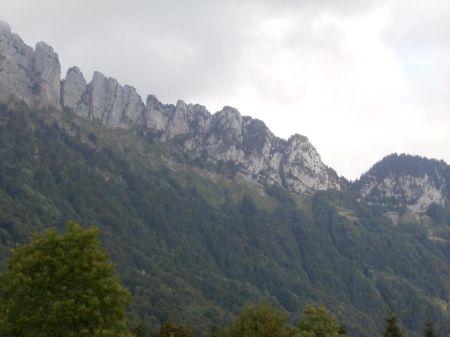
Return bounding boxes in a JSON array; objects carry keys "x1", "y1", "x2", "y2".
[
  {"x1": 295, "y1": 304, "x2": 346, "y2": 337},
  {"x1": 1, "y1": 105, "x2": 450, "y2": 336},
  {"x1": 220, "y1": 303, "x2": 292, "y2": 337},
  {"x1": 0, "y1": 221, "x2": 131, "y2": 337},
  {"x1": 382, "y1": 308, "x2": 406, "y2": 337}
]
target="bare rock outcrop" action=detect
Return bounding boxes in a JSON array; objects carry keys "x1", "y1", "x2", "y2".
[
  {"x1": 0, "y1": 21, "x2": 344, "y2": 195},
  {"x1": 33, "y1": 41, "x2": 61, "y2": 108},
  {"x1": 154, "y1": 104, "x2": 343, "y2": 194},
  {"x1": 65, "y1": 71, "x2": 145, "y2": 128},
  {"x1": 61, "y1": 67, "x2": 87, "y2": 109},
  {"x1": 281, "y1": 135, "x2": 341, "y2": 192},
  {"x1": 354, "y1": 154, "x2": 449, "y2": 212},
  {"x1": 0, "y1": 22, "x2": 61, "y2": 108},
  {"x1": 0, "y1": 21, "x2": 34, "y2": 105}
]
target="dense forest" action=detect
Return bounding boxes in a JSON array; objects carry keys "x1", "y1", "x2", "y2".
[
  {"x1": 1, "y1": 103, "x2": 450, "y2": 337},
  {"x1": 0, "y1": 222, "x2": 437, "y2": 337}
]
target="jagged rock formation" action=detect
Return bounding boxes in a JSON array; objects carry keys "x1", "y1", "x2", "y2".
[
  {"x1": 33, "y1": 42, "x2": 61, "y2": 108},
  {"x1": 0, "y1": 21, "x2": 34, "y2": 106},
  {"x1": 3, "y1": 22, "x2": 450, "y2": 206},
  {"x1": 141, "y1": 99, "x2": 342, "y2": 193},
  {"x1": 0, "y1": 21, "x2": 60, "y2": 108},
  {"x1": 0, "y1": 22, "x2": 343, "y2": 194},
  {"x1": 354, "y1": 154, "x2": 450, "y2": 213},
  {"x1": 65, "y1": 71, "x2": 146, "y2": 129},
  {"x1": 61, "y1": 66, "x2": 86, "y2": 109}
]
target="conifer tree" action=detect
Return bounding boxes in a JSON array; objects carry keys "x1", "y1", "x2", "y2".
[{"x1": 382, "y1": 307, "x2": 406, "y2": 337}]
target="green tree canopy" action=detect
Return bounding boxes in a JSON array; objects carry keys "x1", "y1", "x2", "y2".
[
  {"x1": 0, "y1": 221, "x2": 131, "y2": 337},
  {"x1": 220, "y1": 302, "x2": 292, "y2": 337},
  {"x1": 295, "y1": 303, "x2": 346, "y2": 337},
  {"x1": 382, "y1": 307, "x2": 406, "y2": 337}
]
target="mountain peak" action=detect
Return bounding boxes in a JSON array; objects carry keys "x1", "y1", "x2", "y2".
[
  {"x1": 0, "y1": 23, "x2": 60, "y2": 108},
  {"x1": 363, "y1": 153, "x2": 448, "y2": 178},
  {"x1": 355, "y1": 153, "x2": 450, "y2": 213},
  {"x1": 0, "y1": 22, "x2": 343, "y2": 195},
  {"x1": 0, "y1": 20, "x2": 11, "y2": 34}
]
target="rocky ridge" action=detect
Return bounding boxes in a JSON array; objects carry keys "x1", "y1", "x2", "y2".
[
  {"x1": 4, "y1": 22, "x2": 449, "y2": 205},
  {"x1": 354, "y1": 154, "x2": 450, "y2": 213},
  {"x1": 0, "y1": 22, "x2": 343, "y2": 194}
]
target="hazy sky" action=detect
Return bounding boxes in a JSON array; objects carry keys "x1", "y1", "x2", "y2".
[{"x1": 3, "y1": 0, "x2": 450, "y2": 179}]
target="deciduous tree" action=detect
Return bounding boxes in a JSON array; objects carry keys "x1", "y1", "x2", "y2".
[
  {"x1": 220, "y1": 302, "x2": 292, "y2": 337},
  {"x1": 0, "y1": 221, "x2": 131, "y2": 337},
  {"x1": 296, "y1": 303, "x2": 346, "y2": 337}
]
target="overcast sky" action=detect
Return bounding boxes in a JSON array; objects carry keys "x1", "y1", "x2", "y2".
[{"x1": 3, "y1": 0, "x2": 450, "y2": 179}]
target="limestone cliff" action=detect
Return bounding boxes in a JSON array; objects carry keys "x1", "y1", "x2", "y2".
[
  {"x1": 354, "y1": 154, "x2": 450, "y2": 213},
  {"x1": 0, "y1": 21, "x2": 343, "y2": 194},
  {"x1": 0, "y1": 22, "x2": 60, "y2": 108}
]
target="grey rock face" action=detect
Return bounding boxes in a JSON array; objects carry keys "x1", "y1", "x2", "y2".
[
  {"x1": 0, "y1": 23, "x2": 34, "y2": 105},
  {"x1": 156, "y1": 105, "x2": 343, "y2": 194},
  {"x1": 282, "y1": 135, "x2": 342, "y2": 193},
  {"x1": 145, "y1": 95, "x2": 170, "y2": 131},
  {"x1": 0, "y1": 22, "x2": 343, "y2": 195},
  {"x1": 355, "y1": 154, "x2": 449, "y2": 213},
  {"x1": 210, "y1": 107, "x2": 244, "y2": 143},
  {"x1": 61, "y1": 67, "x2": 87, "y2": 109},
  {"x1": 0, "y1": 24, "x2": 61, "y2": 108},
  {"x1": 33, "y1": 42, "x2": 61, "y2": 108},
  {"x1": 71, "y1": 72, "x2": 145, "y2": 128},
  {"x1": 360, "y1": 174, "x2": 447, "y2": 213},
  {"x1": 144, "y1": 97, "x2": 211, "y2": 138},
  {"x1": 166, "y1": 100, "x2": 211, "y2": 138}
]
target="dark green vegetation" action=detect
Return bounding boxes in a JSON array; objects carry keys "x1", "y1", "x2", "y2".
[
  {"x1": 220, "y1": 302, "x2": 292, "y2": 337},
  {"x1": 358, "y1": 154, "x2": 450, "y2": 180},
  {"x1": 423, "y1": 319, "x2": 438, "y2": 337},
  {"x1": 1, "y1": 103, "x2": 450, "y2": 337},
  {"x1": 382, "y1": 308, "x2": 406, "y2": 337},
  {"x1": 0, "y1": 222, "x2": 130, "y2": 337},
  {"x1": 296, "y1": 303, "x2": 347, "y2": 337},
  {"x1": 219, "y1": 302, "x2": 346, "y2": 337}
]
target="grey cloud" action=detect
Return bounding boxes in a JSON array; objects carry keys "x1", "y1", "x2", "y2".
[
  {"x1": 3, "y1": 0, "x2": 381, "y2": 106},
  {"x1": 4, "y1": 1, "x2": 254, "y2": 104},
  {"x1": 385, "y1": 0, "x2": 450, "y2": 49},
  {"x1": 244, "y1": 0, "x2": 387, "y2": 15}
]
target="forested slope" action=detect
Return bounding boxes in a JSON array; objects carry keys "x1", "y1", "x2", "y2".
[{"x1": 1, "y1": 104, "x2": 450, "y2": 337}]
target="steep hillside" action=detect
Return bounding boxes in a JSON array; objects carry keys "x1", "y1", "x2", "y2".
[
  {"x1": 1, "y1": 104, "x2": 450, "y2": 337},
  {"x1": 2, "y1": 21, "x2": 450, "y2": 337}
]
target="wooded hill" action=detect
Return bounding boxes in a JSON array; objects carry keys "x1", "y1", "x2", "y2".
[{"x1": 1, "y1": 103, "x2": 450, "y2": 337}]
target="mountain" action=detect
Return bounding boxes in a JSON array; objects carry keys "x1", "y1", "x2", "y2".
[
  {"x1": 0, "y1": 21, "x2": 342, "y2": 195},
  {"x1": 354, "y1": 154, "x2": 450, "y2": 213},
  {"x1": 2, "y1": 21, "x2": 450, "y2": 337}
]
